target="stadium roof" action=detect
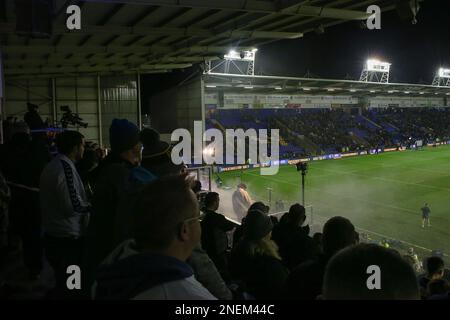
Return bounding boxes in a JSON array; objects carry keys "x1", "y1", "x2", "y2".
[
  {"x1": 1, "y1": 0, "x2": 401, "y2": 78},
  {"x1": 203, "y1": 73, "x2": 450, "y2": 97}
]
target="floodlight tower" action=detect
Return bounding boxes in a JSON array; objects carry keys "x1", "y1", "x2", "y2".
[
  {"x1": 432, "y1": 68, "x2": 450, "y2": 87},
  {"x1": 204, "y1": 48, "x2": 257, "y2": 75},
  {"x1": 360, "y1": 59, "x2": 391, "y2": 83}
]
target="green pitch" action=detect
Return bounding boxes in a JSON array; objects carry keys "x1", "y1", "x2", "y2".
[{"x1": 218, "y1": 146, "x2": 450, "y2": 260}]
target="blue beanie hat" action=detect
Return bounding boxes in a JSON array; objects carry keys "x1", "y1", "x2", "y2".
[{"x1": 109, "y1": 119, "x2": 140, "y2": 153}]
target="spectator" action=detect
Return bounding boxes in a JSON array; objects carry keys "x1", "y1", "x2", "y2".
[
  {"x1": 232, "y1": 201, "x2": 269, "y2": 247},
  {"x1": 4, "y1": 129, "x2": 49, "y2": 282},
  {"x1": 312, "y1": 232, "x2": 323, "y2": 253},
  {"x1": 201, "y1": 192, "x2": 236, "y2": 283},
  {"x1": 418, "y1": 256, "x2": 445, "y2": 298},
  {"x1": 427, "y1": 279, "x2": 449, "y2": 298},
  {"x1": 140, "y1": 128, "x2": 184, "y2": 177},
  {"x1": 24, "y1": 103, "x2": 46, "y2": 132},
  {"x1": 286, "y1": 216, "x2": 358, "y2": 299},
  {"x1": 85, "y1": 119, "x2": 155, "y2": 289},
  {"x1": 230, "y1": 209, "x2": 289, "y2": 300},
  {"x1": 323, "y1": 243, "x2": 420, "y2": 300},
  {"x1": 76, "y1": 144, "x2": 100, "y2": 199},
  {"x1": 40, "y1": 130, "x2": 90, "y2": 298},
  {"x1": 93, "y1": 174, "x2": 216, "y2": 300},
  {"x1": 192, "y1": 180, "x2": 202, "y2": 195},
  {"x1": 405, "y1": 247, "x2": 423, "y2": 273},
  {"x1": 272, "y1": 204, "x2": 319, "y2": 270},
  {"x1": 187, "y1": 244, "x2": 233, "y2": 300},
  {"x1": 232, "y1": 183, "x2": 252, "y2": 222},
  {"x1": 141, "y1": 128, "x2": 231, "y2": 300}
]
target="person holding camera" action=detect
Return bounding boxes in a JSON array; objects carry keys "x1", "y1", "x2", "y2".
[{"x1": 24, "y1": 103, "x2": 46, "y2": 131}]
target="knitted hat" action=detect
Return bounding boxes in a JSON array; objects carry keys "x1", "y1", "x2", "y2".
[
  {"x1": 109, "y1": 119, "x2": 140, "y2": 153},
  {"x1": 243, "y1": 209, "x2": 273, "y2": 241}
]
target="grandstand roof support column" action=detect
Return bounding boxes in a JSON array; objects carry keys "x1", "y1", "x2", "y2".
[
  {"x1": 0, "y1": 49, "x2": 4, "y2": 144},
  {"x1": 137, "y1": 72, "x2": 142, "y2": 130},
  {"x1": 52, "y1": 78, "x2": 57, "y2": 126},
  {"x1": 97, "y1": 75, "x2": 103, "y2": 148}
]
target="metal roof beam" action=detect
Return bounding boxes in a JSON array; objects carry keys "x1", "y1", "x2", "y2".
[
  {"x1": 5, "y1": 55, "x2": 218, "y2": 67},
  {"x1": 3, "y1": 45, "x2": 254, "y2": 55},
  {"x1": 81, "y1": 0, "x2": 371, "y2": 20},
  {"x1": 0, "y1": 23, "x2": 304, "y2": 39},
  {"x1": 4, "y1": 63, "x2": 192, "y2": 75}
]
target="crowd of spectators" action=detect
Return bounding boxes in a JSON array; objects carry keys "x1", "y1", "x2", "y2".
[
  {"x1": 0, "y1": 111, "x2": 449, "y2": 300},
  {"x1": 208, "y1": 107, "x2": 450, "y2": 158}
]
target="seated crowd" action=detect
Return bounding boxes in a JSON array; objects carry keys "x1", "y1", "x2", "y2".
[
  {"x1": 207, "y1": 107, "x2": 450, "y2": 158},
  {"x1": 0, "y1": 118, "x2": 449, "y2": 300}
]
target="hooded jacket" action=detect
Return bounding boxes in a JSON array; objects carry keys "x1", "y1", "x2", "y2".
[{"x1": 93, "y1": 240, "x2": 217, "y2": 300}]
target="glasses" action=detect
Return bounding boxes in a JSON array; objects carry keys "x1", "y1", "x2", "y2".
[{"x1": 183, "y1": 213, "x2": 205, "y2": 224}]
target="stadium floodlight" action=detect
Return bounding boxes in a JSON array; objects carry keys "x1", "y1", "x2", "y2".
[
  {"x1": 432, "y1": 68, "x2": 450, "y2": 87},
  {"x1": 439, "y1": 68, "x2": 450, "y2": 77},
  {"x1": 360, "y1": 58, "x2": 391, "y2": 83},
  {"x1": 205, "y1": 48, "x2": 258, "y2": 75}
]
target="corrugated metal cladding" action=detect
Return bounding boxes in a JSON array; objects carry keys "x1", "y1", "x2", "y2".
[{"x1": 3, "y1": 75, "x2": 138, "y2": 147}]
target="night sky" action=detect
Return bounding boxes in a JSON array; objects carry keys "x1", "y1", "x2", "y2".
[
  {"x1": 142, "y1": 0, "x2": 450, "y2": 113},
  {"x1": 257, "y1": 0, "x2": 450, "y2": 84}
]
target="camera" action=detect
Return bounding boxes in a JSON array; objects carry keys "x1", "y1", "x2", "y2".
[
  {"x1": 296, "y1": 161, "x2": 308, "y2": 173},
  {"x1": 60, "y1": 106, "x2": 88, "y2": 128}
]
